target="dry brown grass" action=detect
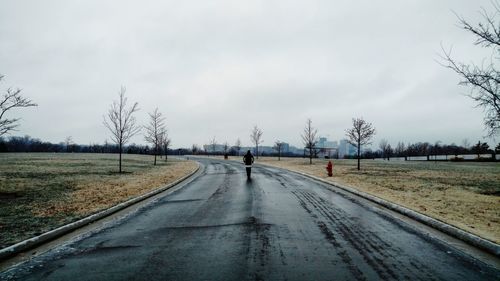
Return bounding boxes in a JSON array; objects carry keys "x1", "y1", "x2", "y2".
[
  {"x1": 253, "y1": 157, "x2": 500, "y2": 243},
  {"x1": 0, "y1": 153, "x2": 197, "y2": 248},
  {"x1": 33, "y1": 160, "x2": 197, "y2": 217}
]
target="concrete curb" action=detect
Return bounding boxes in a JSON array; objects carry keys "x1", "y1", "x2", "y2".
[
  {"x1": 0, "y1": 162, "x2": 200, "y2": 261},
  {"x1": 257, "y1": 163, "x2": 500, "y2": 258}
]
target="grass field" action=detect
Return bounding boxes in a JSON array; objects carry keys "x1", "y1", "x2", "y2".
[
  {"x1": 0, "y1": 153, "x2": 197, "y2": 249},
  {"x1": 252, "y1": 157, "x2": 500, "y2": 243}
]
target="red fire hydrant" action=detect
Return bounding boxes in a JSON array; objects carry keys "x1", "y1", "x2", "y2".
[{"x1": 326, "y1": 161, "x2": 333, "y2": 177}]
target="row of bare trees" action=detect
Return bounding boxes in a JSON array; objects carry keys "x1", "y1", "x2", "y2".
[
  {"x1": 103, "y1": 87, "x2": 171, "y2": 173},
  {"x1": 238, "y1": 118, "x2": 376, "y2": 170},
  {"x1": 300, "y1": 117, "x2": 375, "y2": 170},
  {"x1": 376, "y1": 140, "x2": 498, "y2": 161},
  {"x1": 0, "y1": 135, "x2": 157, "y2": 154},
  {"x1": 144, "y1": 108, "x2": 171, "y2": 166}
]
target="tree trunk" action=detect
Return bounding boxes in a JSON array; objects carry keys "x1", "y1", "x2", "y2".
[
  {"x1": 357, "y1": 142, "x2": 361, "y2": 170},
  {"x1": 256, "y1": 145, "x2": 259, "y2": 159},
  {"x1": 119, "y1": 143, "x2": 122, "y2": 173}
]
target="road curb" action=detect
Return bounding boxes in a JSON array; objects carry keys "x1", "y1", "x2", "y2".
[
  {"x1": 0, "y1": 161, "x2": 200, "y2": 261},
  {"x1": 258, "y1": 163, "x2": 500, "y2": 258}
]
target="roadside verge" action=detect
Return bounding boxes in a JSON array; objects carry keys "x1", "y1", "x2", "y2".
[{"x1": 0, "y1": 161, "x2": 200, "y2": 261}]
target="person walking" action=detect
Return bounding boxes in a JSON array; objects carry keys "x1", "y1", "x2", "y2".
[{"x1": 243, "y1": 150, "x2": 254, "y2": 179}]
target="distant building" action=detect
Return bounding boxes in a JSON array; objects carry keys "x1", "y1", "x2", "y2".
[
  {"x1": 326, "y1": 140, "x2": 338, "y2": 148},
  {"x1": 338, "y1": 139, "x2": 356, "y2": 158},
  {"x1": 281, "y1": 142, "x2": 290, "y2": 153},
  {"x1": 317, "y1": 137, "x2": 338, "y2": 158},
  {"x1": 289, "y1": 146, "x2": 304, "y2": 155},
  {"x1": 318, "y1": 137, "x2": 328, "y2": 148},
  {"x1": 259, "y1": 146, "x2": 275, "y2": 155},
  {"x1": 203, "y1": 143, "x2": 226, "y2": 153}
]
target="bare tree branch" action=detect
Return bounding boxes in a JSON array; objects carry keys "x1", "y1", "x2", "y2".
[
  {"x1": 250, "y1": 125, "x2": 263, "y2": 159},
  {"x1": 144, "y1": 108, "x2": 167, "y2": 166},
  {"x1": 454, "y1": 6, "x2": 500, "y2": 48},
  {"x1": 0, "y1": 75, "x2": 37, "y2": 136},
  {"x1": 274, "y1": 140, "x2": 283, "y2": 161},
  {"x1": 103, "y1": 87, "x2": 140, "y2": 173},
  {"x1": 209, "y1": 136, "x2": 217, "y2": 156},
  {"x1": 160, "y1": 131, "x2": 171, "y2": 161},
  {"x1": 345, "y1": 117, "x2": 376, "y2": 170},
  {"x1": 234, "y1": 138, "x2": 242, "y2": 156},
  {"x1": 442, "y1": 3, "x2": 500, "y2": 137},
  {"x1": 301, "y1": 119, "x2": 318, "y2": 164}
]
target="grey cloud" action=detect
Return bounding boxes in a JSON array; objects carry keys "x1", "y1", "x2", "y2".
[{"x1": 0, "y1": 0, "x2": 495, "y2": 148}]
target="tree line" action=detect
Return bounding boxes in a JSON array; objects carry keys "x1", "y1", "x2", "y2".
[
  {"x1": 0, "y1": 135, "x2": 178, "y2": 156},
  {"x1": 372, "y1": 140, "x2": 498, "y2": 161}
]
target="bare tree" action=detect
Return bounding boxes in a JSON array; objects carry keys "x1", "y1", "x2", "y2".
[
  {"x1": 495, "y1": 142, "x2": 500, "y2": 160},
  {"x1": 301, "y1": 118, "x2": 318, "y2": 165},
  {"x1": 103, "y1": 87, "x2": 141, "y2": 173},
  {"x1": 210, "y1": 136, "x2": 217, "y2": 156},
  {"x1": 441, "y1": 2, "x2": 500, "y2": 137},
  {"x1": 223, "y1": 141, "x2": 229, "y2": 155},
  {"x1": 0, "y1": 75, "x2": 37, "y2": 136},
  {"x1": 473, "y1": 141, "x2": 490, "y2": 159},
  {"x1": 65, "y1": 136, "x2": 73, "y2": 153},
  {"x1": 144, "y1": 108, "x2": 166, "y2": 166},
  {"x1": 250, "y1": 125, "x2": 263, "y2": 159},
  {"x1": 345, "y1": 117, "x2": 376, "y2": 170},
  {"x1": 432, "y1": 141, "x2": 442, "y2": 162},
  {"x1": 192, "y1": 144, "x2": 200, "y2": 155},
  {"x1": 274, "y1": 140, "x2": 283, "y2": 161},
  {"x1": 161, "y1": 131, "x2": 171, "y2": 162},
  {"x1": 379, "y1": 139, "x2": 391, "y2": 160},
  {"x1": 234, "y1": 138, "x2": 242, "y2": 156},
  {"x1": 462, "y1": 138, "x2": 471, "y2": 150},
  {"x1": 395, "y1": 141, "x2": 406, "y2": 160}
]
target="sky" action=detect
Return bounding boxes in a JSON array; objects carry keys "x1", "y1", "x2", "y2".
[{"x1": 0, "y1": 0, "x2": 497, "y2": 149}]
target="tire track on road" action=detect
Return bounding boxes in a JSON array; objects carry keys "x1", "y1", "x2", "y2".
[{"x1": 291, "y1": 189, "x2": 439, "y2": 281}]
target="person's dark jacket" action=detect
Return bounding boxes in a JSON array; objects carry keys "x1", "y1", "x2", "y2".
[{"x1": 243, "y1": 153, "x2": 254, "y2": 165}]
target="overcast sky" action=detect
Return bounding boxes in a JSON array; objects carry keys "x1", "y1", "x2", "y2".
[{"x1": 0, "y1": 0, "x2": 497, "y2": 148}]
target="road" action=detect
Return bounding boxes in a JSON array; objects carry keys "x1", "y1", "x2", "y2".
[{"x1": 1, "y1": 158, "x2": 498, "y2": 280}]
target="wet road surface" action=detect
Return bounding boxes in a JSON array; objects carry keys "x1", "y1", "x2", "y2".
[{"x1": 1, "y1": 158, "x2": 499, "y2": 280}]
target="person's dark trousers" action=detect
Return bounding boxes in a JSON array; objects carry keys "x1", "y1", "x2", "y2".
[{"x1": 246, "y1": 167, "x2": 251, "y2": 179}]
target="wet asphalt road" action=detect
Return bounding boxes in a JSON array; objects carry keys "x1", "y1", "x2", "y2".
[{"x1": 1, "y1": 158, "x2": 499, "y2": 280}]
